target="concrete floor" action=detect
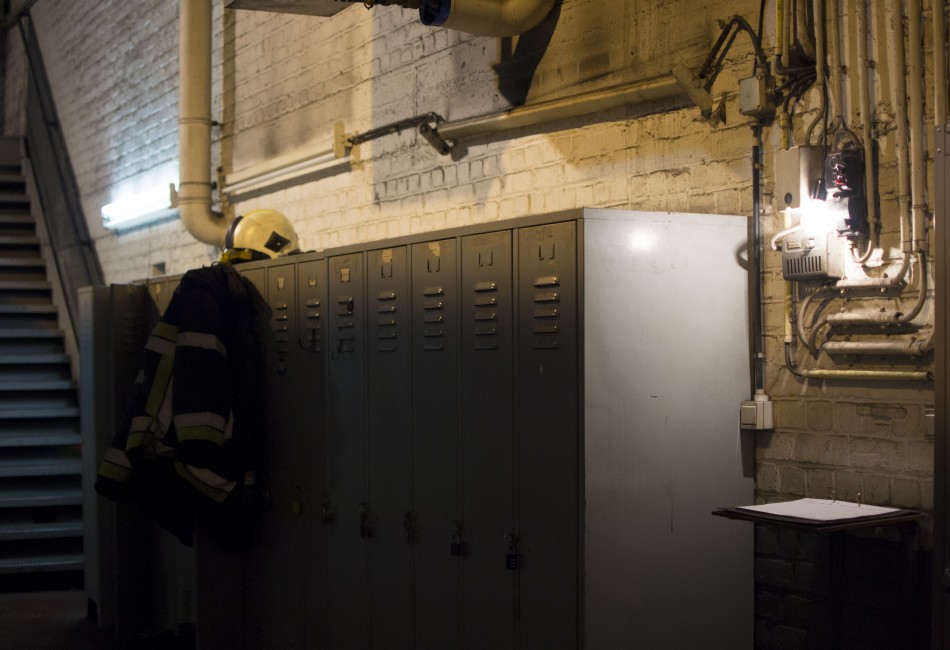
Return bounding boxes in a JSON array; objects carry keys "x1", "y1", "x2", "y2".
[{"x1": 0, "y1": 590, "x2": 118, "y2": 650}]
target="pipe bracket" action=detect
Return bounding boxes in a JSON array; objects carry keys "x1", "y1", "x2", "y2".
[
  {"x1": 420, "y1": 123, "x2": 453, "y2": 155},
  {"x1": 671, "y1": 63, "x2": 723, "y2": 126}
]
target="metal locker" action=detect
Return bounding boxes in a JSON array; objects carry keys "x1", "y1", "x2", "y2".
[
  {"x1": 411, "y1": 238, "x2": 461, "y2": 649},
  {"x1": 460, "y1": 230, "x2": 515, "y2": 649},
  {"x1": 326, "y1": 252, "x2": 371, "y2": 649},
  {"x1": 238, "y1": 263, "x2": 307, "y2": 648},
  {"x1": 516, "y1": 221, "x2": 579, "y2": 646},
  {"x1": 295, "y1": 256, "x2": 330, "y2": 647},
  {"x1": 366, "y1": 246, "x2": 414, "y2": 648}
]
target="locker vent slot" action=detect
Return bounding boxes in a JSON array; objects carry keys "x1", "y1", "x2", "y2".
[
  {"x1": 378, "y1": 291, "x2": 396, "y2": 300},
  {"x1": 534, "y1": 276, "x2": 560, "y2": 287},
  {"x1": 533, "y1": 291, "x2": 559, "y2": 303},
  {"x1": 475, "y1": 296, "x2": 497, "y2": 307},
  {"x1": 423, "y1": 286, "x2": 444, "y2": 296},
  {"x1": 423, "y1": 300, "x2": 444, "y2": 310},
  {"x1": 534, "y1": 307, "x2": 559, "y2": 319},
  {"x1": 474, "y1": 281, "x2": 497, "y2": 292},
  {"x1": 474, "y1": 311, "x2": 497, "y2": 321},
  {"x1": 424, "y1": 314, "x2": 444, "y2": 324}
]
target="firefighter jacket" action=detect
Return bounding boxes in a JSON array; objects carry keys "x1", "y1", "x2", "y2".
[{"x1": 95, "y1": 264, "x2": 264, "y2": 547}]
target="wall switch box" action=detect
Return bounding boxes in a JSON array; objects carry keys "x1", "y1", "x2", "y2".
[{"x1": 740, "y1": 395, "x2": 774, "y2": 430}]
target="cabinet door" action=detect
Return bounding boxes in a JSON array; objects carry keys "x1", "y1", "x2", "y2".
[
  {"x1": 296, "y1": 259, "x2": 329, "y2": 647},
  {"x1": 517, "y1": 222, "x2": 579, "y2": 647},
  {"x1": 460, "y1": 231, "x2": 515, "y2": 650},
  {"x1": 366, "y1": 246, "x2": 414, "y2": 649},
  {"x1": 411, "y1": 239, "x2": 461, "y2": 649},
  {"x1": 326, "y1": 253, "x2": 370, "y2": 649}
]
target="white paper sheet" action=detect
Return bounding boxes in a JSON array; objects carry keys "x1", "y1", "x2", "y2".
[{"x1": 737, "y1": 498, "x2": 899, "y2": 521}]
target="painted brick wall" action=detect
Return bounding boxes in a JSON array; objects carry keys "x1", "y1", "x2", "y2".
[{"x1": 4, "y1": 0, "x2": 938, "y2": 646}]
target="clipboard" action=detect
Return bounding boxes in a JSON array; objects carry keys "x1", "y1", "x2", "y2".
[{"x1": 712, "y1": 498, "x2": 925, "y2": 533}]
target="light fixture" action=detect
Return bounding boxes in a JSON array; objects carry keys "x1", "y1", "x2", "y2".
[{"x1": 101, "y1": 183, "x2": 177, "y2": 229}]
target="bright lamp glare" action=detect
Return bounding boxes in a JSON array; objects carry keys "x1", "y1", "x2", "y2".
[
  {"x1": 628, "y1": 230, "x2": 657, "y2": 252},
  {"x1": 101, "y1": 184, "x2": 173, "y2": 227}
]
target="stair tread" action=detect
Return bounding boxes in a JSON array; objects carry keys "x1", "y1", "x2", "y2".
[
  {"x1": 0, "y1": 521, "x2": 83, "y2": 541},
  {"x1": 0, "y1": 457, "x2": 81, "y2": 477},
  {"x1": 0, "y1": 407, "x2": 79, "y2": 419},
  {"x1": 0, "y1": 235, "x2": 38, "y2": 245},
  {"x1": 0, "y1": 215, "x2": 33, "y2": 224},
  {"x1": 0, "y1": 304, "x2": 57, "y2": 313},
  {"x1": 0, "y1": 553, "x2": 84, "y2": 574},
  {"x1": 0, "y1": 280, "x2": 51, "y2": 290},
  {"x1": 0, "y1": 486, "x2": 82, "y2": 508},
  {"x1": 0, "y1": 380, "x2": 75, "y2": 391},
  {"x1": 0, "y1": 431, "x2": 80, "y2": 447},
  {"x1": 0, "y1": 257, "x2": 44, "y2": 267},
  {"x1": 0, "y1": 353, "x2": 69, "y2": 363},
  {"x1": 0, "y1": 329, "x2": 63, "y2": 338}
]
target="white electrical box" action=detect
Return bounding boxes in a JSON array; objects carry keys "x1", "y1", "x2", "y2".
[
  {"x1": 740, "y1": 395, "x2": 774, "y2": 430},
  {"x1": 775, "y1": 146, "x2": 824, "y2": 210},
  {"x1": 781, "y1": 231, "x2": 845, "y2": 280}
]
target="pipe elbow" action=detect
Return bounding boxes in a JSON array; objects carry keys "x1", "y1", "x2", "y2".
[
  {"x1": 423, "y1": 0, "x2": 557, "y2": 37},
  {"x1": 178, "y1": 199, "x2": 228, "y2": 247}
]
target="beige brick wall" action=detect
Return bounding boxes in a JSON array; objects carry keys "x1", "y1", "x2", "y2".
[{"x1": 4, "y1": 0, "x2": 937, "y2": 521}]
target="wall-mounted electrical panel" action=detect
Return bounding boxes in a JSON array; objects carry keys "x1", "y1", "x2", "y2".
[
  {"x1": 84, "y1": 209, "x2": 753, "y2": 648},
  {"x1": 781, "y1": 231, "x2": 846, "y2": 280}
]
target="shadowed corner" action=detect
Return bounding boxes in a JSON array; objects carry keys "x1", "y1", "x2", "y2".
[{"x1": 492, "y1": 1, "x2": 563, "y2": 107}]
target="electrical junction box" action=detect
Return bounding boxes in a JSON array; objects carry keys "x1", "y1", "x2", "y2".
[
  {"x1": 738, "y1": 74, "x2": 775, "y2": 118},
  {"x1": 740, "y1": 395, "x2": 774, "y2": 430},
  {"x1": 775, "y1": 146, "x2": 824, "y2": 210},
  {"x1": 782, "y1": 231, "x2": 845, "y2": 280}
]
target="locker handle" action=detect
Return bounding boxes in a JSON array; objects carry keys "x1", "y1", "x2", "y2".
[{"x1": 474, "y1": 281, "x2": 498, "y2": 292}]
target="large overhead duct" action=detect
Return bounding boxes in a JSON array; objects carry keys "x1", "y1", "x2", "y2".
[
  {"x1": 419, "y1": 0, "x2": 556, "y2": 36},
  {"x1": 227, "y1": 0, "x2": 556, "y2": 37},
  {"x1": 179, "y1": 0, "x2": 227, "y2": 246}
]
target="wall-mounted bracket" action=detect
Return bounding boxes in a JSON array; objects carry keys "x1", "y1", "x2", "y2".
[
  {"x1": 419, "y1": 122, "x2": 453, "y2": 155},
  {"x1": 672, "y1": 63, "x2": 724, "y2": 127}
]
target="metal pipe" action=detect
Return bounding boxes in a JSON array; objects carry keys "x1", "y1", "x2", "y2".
[
  {"x1": 794, "y1": 366, "x2": 932, "y2": 381},
  {"x1": 907, "y1": 0, "x2": 928, "y2": 253},
  {"x1": 436, "y1": 74, "x2": 684, "y2": 143},
  {"x1": 828, "y1": 0, "x2": 845, "y2": 131},
  {"x1": 935, "y1": 0, "x2": 948, "y2": 125},
  {"x1": 822, "y1": 340, "x2": 932, "y2": 355},
  {"x1": 805, "y1": 0, "x2": 827, "y2": 145},
  {"x1": 796, "y1": 0, "x2": 817, "y2": 60},
  {"x1": 854, "y1": 0, "x2": 879, "y2": 263},
  {"x1": 751, "y1": 126, "x2": 766, "y2": 393},
  {"x1": 178, "y1": 0, "x2": 227, "y2": 246},
  {"x1": 889, "y1": 0, "x2": 914, "y2": 256}
]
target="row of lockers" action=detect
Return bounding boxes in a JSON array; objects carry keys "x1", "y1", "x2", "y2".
[{"x1": 99, "y1": 209, "x2": 754, "y2": 649}]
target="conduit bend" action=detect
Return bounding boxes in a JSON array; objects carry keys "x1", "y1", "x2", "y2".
[
  {"x1": 179, "y1": 0, "x2": 227, "y2": 247},
  {"x1": 421, "y1": 0, "x2": 557, "y2": 37}
]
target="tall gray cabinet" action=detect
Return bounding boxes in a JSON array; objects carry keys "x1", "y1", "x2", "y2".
[{"x1": 84, "y1": 208, "x2": 753, "y2": 648}]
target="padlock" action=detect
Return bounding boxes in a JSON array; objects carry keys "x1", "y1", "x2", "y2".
[{"x1": 506, "y1": 543, "x2": 520, "y2": 571}]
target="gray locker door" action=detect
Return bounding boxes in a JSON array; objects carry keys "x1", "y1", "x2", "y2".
[
  {"x1": 411, "y1": 238, "x2": 462, "y2": 649},
  {"x1": 366, "y1": 246, "x2": 414, "y2": 648},
  {"x1": 239, "y1": 263, "x2": 306, "y2": 648},
  {"x1": 460, "y1": 230, "x2": 515, "y2": 650},
  {"x1": 516, "y1": 222, "x2": 579, "y2": 647},
  {"x1": 296, "y1": 258, "x2": 330, "y2": 647},
  {"x1": 326, "y1": 252, "x2": 371, "y2": 649}
]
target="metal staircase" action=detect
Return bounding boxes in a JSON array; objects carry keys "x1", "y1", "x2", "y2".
[{"x1": 0, "y1": 144, "x2": 83, "y2": 585}]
